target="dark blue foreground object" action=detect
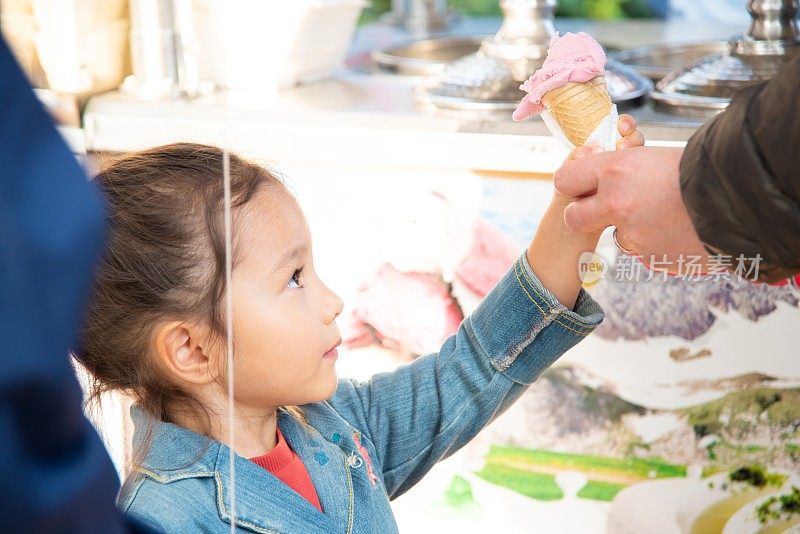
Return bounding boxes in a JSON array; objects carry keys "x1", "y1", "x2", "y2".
[{"x1": 0, "y1": 35, "x2": 157, "y2": 533}]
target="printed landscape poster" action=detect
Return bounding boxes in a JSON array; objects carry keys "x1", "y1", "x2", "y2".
[{"x1": 286, "y1": 164, "x2": 800, "y2": 534}]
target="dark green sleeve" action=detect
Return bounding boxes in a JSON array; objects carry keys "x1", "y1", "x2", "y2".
[{"x1": 679, "y1": 55, "x2": 800, "y2": 283}]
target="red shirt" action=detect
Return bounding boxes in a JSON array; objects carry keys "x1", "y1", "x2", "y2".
[
  {"x1": 250, "y1": 428, "x2": 322, "y2": 512},
  {"x1": 770, "y1": 274, "x2": 800, "y2": 288}
]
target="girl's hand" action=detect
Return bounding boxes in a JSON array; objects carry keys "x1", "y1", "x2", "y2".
[
  {"x1": 554, "y1": 114, "x2": 644, "y2": 207},
  {"x1": 530, "y1": 115, "x2": 645, "y2": 310},
  {"x1": 567, "y1": 114, "x2": 644, "y2": 162},
  {"x1": 615, "y1": 114, "x2": 644, "y2": 151}
]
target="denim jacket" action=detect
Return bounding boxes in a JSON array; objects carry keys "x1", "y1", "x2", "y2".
[{"x1": 118, "y1": 251, "x2": 604, "y2": 533}]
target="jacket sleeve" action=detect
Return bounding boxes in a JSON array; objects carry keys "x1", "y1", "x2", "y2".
[
  {"x1": 326, "y1": 251, "x2": 604, "y2": 498},
  {"x1": 679, "y1": 54, "x2": 800, "y2": 283}
]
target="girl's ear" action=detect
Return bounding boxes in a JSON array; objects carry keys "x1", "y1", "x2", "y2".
[{"x1": 154, "y1": 321, "x2": 216, "y2": 385}]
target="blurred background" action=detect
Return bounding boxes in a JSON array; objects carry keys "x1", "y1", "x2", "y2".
[{"x1": 358, "y1": 0, "x2": 660, "y2": 22}]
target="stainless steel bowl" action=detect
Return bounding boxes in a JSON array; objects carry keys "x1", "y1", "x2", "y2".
[
  {"x1": 611, "y1": 41, "x2": 731, "y2": 81},
  {"x1": 415, "y1": 58, "x2": 652, "y2": 112},
  {"x1": 370, "y1": 35, "x2": 486, "y2": 76}
]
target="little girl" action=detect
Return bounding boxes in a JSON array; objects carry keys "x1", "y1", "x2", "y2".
[{"x1": 76, "y1": 117, "x2": 643, "y2": 533}]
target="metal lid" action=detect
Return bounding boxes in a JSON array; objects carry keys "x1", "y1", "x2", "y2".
[
  {"x1": 416, "y1": 55, "x2": 651, "y2": 111},
  {"x1": 650, "y1": 0, "x2": 800, "y2": 118},
  {"x1": 414, "y1": 0, "x2": 652, "y2": 112}
]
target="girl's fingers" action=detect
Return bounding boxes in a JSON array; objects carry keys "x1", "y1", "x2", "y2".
[
  {"x1": 617, "y1": 114, "x2": 636, "y2": 136},
  {"x1": 616, "y1": 129, "x2": 645, "y2": 150},
  {"x1": 568, "y1": 145, "x2": 602, "y2": 160}
]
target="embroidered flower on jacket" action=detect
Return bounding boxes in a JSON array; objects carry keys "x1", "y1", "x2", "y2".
[{"x1": 353, "y1": 432, "x2": 379, "y2": 486}]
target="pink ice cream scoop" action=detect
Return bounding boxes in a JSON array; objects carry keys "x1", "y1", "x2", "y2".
[{"x1": 512, "y1": 32, "x2": 608, "y2": 121}]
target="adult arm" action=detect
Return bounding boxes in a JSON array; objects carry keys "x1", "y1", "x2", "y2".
[{"x1": 679, "y1": 55, "x2": 800, "y2": 283}]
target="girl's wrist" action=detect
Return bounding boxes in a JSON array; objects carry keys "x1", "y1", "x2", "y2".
[{"x1": 526, "y1": 198, "x2": 602, "y2": 310}]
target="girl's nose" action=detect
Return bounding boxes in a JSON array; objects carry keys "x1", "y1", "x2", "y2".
[{"x1": 322, "y1": 284, "x2": 344, "y2": 324}]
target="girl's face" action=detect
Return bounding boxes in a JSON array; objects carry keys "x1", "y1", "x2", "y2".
[{"x1": 227, "y1": 189, "x2": 343, "y2": 410}]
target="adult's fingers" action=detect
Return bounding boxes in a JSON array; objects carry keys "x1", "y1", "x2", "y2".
[
  {"x1": 563, "y1": 193, "x2": 618, "y2": 234},
  {"x1": 553, "y1": 152, "x2": 608, "y2": 198},
  {"x1": 612, "y1": 226, "x2": 637, "y2": 253}
]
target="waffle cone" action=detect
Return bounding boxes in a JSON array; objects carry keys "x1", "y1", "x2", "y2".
[{"x1": 541, "y1": 76, "x2": 612, "y2": 146}]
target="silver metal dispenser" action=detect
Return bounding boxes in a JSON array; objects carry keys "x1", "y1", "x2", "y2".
[
  {"x1": 382, "y1": 0, "x2": 458, "y2": 35},
  {"x1": 651, "y1": 0, "x2": 800, "y2": 117},
  {"x1": 415, "y1": 0, "x2": 651, "y2": 112},
  {"x1": 125, "y1": 0, "x2": 207, "y2": 99}
]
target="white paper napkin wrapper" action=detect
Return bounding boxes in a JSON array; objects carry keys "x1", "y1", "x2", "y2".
[{"x1": 540, "y1": 103, "x2": 622, "y2": 152}]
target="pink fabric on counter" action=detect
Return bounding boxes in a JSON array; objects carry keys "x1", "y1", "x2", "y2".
[
  {"x1": 352, "y1": 265, "x2": 463, "y2": 358},
  {"x1": 455, "y1": 219, "x2": 519, "y2": 298}
]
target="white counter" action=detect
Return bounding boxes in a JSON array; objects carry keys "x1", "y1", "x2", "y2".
[{"x1": 84, "y1": 17, "x2": 743, "y2": 175}]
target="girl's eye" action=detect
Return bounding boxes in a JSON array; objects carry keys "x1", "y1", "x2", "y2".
[{"x1": 287, "y1": 267, "x2": 304, "y2": 289}]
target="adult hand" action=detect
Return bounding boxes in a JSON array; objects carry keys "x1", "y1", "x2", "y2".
[
  {"x1": 553, "y1": 114, "x2": 644, "y2": 207},
  {"x1": 553, "y1": 145, "x2": 710, "y2": 274}
]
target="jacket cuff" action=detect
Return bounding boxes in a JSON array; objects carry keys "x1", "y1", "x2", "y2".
[{"x1": 464, "y1": 251, "x2": 605, "y2": 386}]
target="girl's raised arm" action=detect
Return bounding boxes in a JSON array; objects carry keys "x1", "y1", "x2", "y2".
[{"x1": 321, "y1": 117, "x2": 642, "y2": 499}]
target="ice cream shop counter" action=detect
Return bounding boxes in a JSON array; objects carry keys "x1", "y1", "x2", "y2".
[
  {"x1": 70, "y1": 13, "x2": 800, "y2": 534},
  {"x1": 82, "y1": 17, "x2": 744, "y2": 177}
]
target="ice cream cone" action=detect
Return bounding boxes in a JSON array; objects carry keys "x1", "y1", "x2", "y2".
[
  {"x1": 540, "y1": 75, "x2": 612, "y2": 147},
  {"x1": 512, "y1": 32, "x2": 616, "y2": 147}
]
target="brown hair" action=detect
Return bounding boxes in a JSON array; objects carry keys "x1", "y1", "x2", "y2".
[{"x1": 73, "y1": 142, "x2": 301, "y2": 475}]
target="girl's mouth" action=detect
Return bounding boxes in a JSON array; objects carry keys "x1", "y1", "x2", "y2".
[{"x1": 323, "y1": 339, "x2": 341, "y2": 359}]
